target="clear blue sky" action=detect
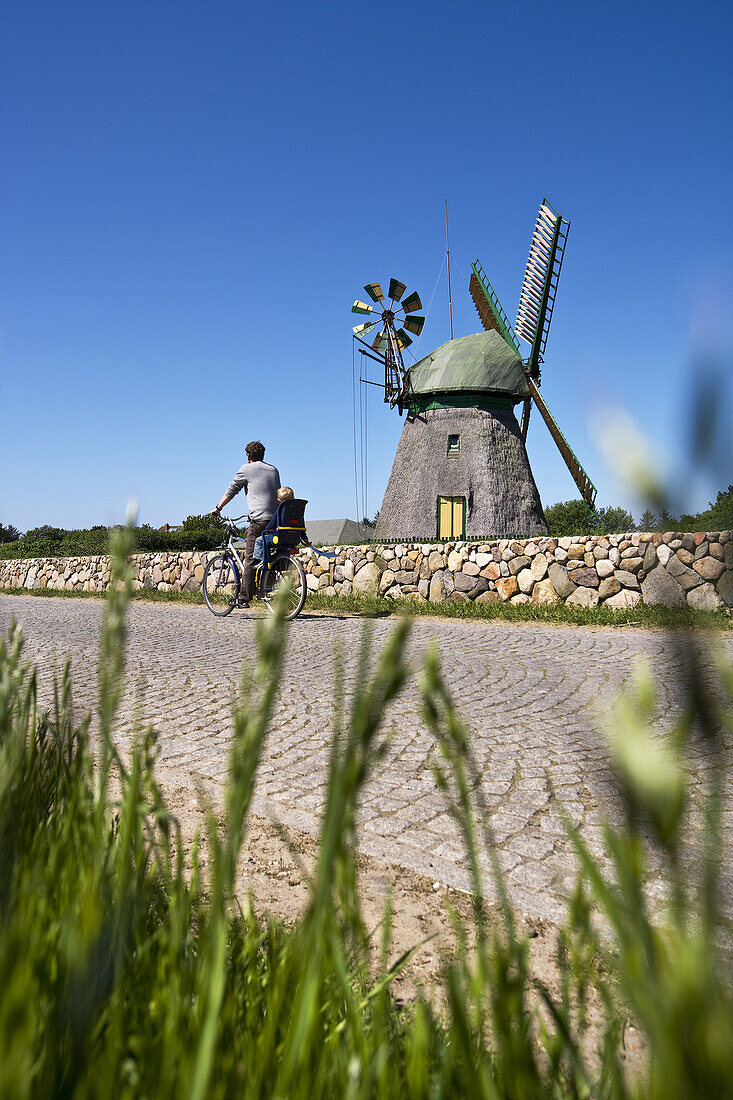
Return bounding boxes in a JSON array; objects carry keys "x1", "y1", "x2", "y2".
[{"x1": 2, "y1": 0, "x2": 731, "y2": 531}]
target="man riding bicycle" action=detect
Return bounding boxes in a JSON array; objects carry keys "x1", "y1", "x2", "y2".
[{"x1": 212, "y1": 440, "x2": 280, "y2": 608}]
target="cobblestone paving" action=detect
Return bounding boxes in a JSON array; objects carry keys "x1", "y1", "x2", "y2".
[{"x1": 2, "y1": 596, "x2": 732, "y2": 924}]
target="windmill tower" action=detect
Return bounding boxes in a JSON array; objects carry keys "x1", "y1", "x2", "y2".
[{"x1": 352, "y1": 199, "x2": 596, "y2": 541}]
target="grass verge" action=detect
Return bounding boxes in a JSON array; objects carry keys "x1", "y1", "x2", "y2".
[
  {"x1": 306, "y1": 591, "x2": 732, "y2": 629},
  {"x1": 2, "y1": 582, "x2": 731, "y2": 629}
]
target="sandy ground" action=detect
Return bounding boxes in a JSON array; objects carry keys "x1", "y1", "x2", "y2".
[{"x1": 163, "y1": 779, "x2": 645, "y2": 1078}]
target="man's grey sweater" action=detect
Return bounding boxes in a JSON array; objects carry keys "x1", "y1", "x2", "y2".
[{"x1": 224, "y1": 461, "x2": 281, "y2": 522}]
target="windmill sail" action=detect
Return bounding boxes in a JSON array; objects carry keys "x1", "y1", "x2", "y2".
[
  {"x1": 470, "y1": 232, "x2": 597, "y2": 507},
  {"x1": 525, "y1": 377, "x2": 596, "y2": 506},
  {"x1": 515, "y1": 200, "x2": 570, "y2": 379},
  {"x1": 469, "y1": 261, "x2": 521, "y2": 355}
]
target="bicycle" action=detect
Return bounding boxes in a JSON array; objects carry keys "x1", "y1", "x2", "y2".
[{"x1": 202, "y1": 510, "x2": 308, "y2": 621}]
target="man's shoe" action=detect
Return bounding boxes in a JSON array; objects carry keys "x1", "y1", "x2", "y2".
[{"x1": 236, "y1": 598, "x2": 250, "y2": 609}]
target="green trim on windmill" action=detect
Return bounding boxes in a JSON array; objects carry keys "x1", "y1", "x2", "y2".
[{"x1": 407, "y1": 392, "x2": 517, "y2": 416}]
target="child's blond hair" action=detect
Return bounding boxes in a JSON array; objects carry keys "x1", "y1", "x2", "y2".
[{"x1": 277, "y1": 486, "x2": 294, "y2": 502}]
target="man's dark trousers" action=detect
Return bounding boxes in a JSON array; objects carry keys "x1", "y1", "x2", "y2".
[{"x1": 241, "y1": 518, "x2": 268, "y2": 602}]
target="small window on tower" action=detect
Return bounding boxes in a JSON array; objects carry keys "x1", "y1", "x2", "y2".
[{"x1": 447, "y1": 434, "x2": 460, "y2": 456}]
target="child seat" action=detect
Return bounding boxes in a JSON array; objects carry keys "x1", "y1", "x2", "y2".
[{"x1": 261, "y1": 498, "x2": 308, "y2": 565}]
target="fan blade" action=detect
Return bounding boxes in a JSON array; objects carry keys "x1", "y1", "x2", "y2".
[
  {"x1": 363, "y1": 282, "x2": 384, "y2": 303},
  {"x1": 352, "y1": 300, "x2": 376, "y2": 315},
  {"x1": 403, "y1": 314, "x2": 424, "y2": 335},
  {"x1": 388, "y1": 278, "x2": 407, "y2": 302},
  {"x1": 372, "y1": 327, "x2": 387, "y2": 351},
  {"x1": 401, "y1": 290, "x2": 422, "y2": 313},
  {"x1": 396, "y1": 328, "x2": 412, "y2": 349},
  {"x1": 353, "y1": 321, "x2": 376, "y2": 337}
]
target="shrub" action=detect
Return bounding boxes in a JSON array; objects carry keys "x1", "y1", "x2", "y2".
[
  {"x1": 545, "y1": 500, "x2": 636, "y2": 537},
  {"x1": 0, "y1": 523, "x2": 225, "y2": 560}
]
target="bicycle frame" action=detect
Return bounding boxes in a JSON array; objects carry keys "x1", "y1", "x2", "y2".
[
  {"x1": 216, "y1": 516, "x2": 247, "y2": 583},
  {"x1": 216, "y1": 516, "x2": 289, "y2": 598},
  {"x1": 204, "y1": 512, "x2": 308, "y2": 620}
]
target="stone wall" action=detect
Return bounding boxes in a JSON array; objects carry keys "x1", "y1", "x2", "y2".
[
  {"x1": 0, "y1": 552, "x2": 207, "y2": 595},
  {"x1": 300, "y1": 530, "x2": 733, "y2": 611},
  {"x1": 1, "y1": 531, "x2": 732, "y2": 610}
]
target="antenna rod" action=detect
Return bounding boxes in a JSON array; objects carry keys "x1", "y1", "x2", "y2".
[{"x1": 445, "y1": 197, "x2": 454, "y2": 339}]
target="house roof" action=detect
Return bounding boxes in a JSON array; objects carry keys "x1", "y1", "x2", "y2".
[
  {"x1": 408, "y1": 330, "x2": 530, "y2": 399},
  {"x1": 306, "y1": 519, "x2": 372, "y2": 545}
]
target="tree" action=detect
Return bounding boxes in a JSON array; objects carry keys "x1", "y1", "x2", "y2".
[
  {"x1": 639, "y1": 510, "x2": 658, "y2": 531},
  {"x1": 595, "y1": 505, "x2": 635, "y2": 534},
  {"x1": 656, "y1": 509, "x2": 680, "y2": 532},
  {"x1": 545, "y1": 500, "x2": 636, "y2": 537},
  {"x1": 0, "y1": 524, "x2": 21, "y2": 544},
  {"x1": 181, "y1": 513, "x2": 226, "y2": 533},
  {"x1": 706, "y1": 485, "x2": 733, "y2": 529},
  {"x1": 24, "y1": 526, "x2": 64, "y2": 542},
  {"x1": 544, "y1": 500, "x2": 597, "y2": 537},
  {"x1": 680, "y1": 485, "x2": 733, "y2": 533}
]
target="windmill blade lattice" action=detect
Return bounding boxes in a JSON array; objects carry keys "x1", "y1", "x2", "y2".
[{"x1": 515, "y1": 199, "x2": 570, "y2": 379}]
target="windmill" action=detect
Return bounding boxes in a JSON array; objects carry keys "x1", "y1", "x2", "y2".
[
  {"x1": 352, "y1": 199, "x2": 596, "y2": 541},
  {"x1": 351, "y1": 278, "x2": 424, "y2": 413}
]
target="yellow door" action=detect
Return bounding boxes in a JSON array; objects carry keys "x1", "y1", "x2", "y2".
[
  {"x1": 452, "y1": 497, "x2": 464, "y2": 535},
  {"x1": 437, "y1": 496, "x2": 465, "y2": 538},
  {"x1": 438, "y1": 496, "x2": 452, "y2": 537}
]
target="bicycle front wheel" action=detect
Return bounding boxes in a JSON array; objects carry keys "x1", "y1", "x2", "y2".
[
  {"x1": 263, "y1": 553, "x2": 307, "y2": 620},
  {"x1": 202, "y1": 552, "x2": 240, "y2": 616}
]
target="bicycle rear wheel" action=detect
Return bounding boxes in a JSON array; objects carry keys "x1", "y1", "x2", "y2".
[
  {"x1": 263, "y1": 553, "x2": 307, "y2": 620},
  {"x1": 202, "y1": 552, "x2": 240, "y2": 616}
]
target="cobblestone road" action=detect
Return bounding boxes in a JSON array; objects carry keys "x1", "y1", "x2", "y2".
[{"x1": 2, "y1": 596, "x2": 732, "y2": 924}]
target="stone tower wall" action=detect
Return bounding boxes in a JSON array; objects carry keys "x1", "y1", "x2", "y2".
[{"x1": 375, "y1": 405, "x2": 548, "y2": 541}]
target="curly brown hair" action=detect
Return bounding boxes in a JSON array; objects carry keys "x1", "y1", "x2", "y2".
[{"x1": 245, "y1": 441, "x2": 265, "y2": 462}]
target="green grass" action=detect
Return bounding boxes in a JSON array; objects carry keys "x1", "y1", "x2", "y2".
[
  {"x1": 3, "y1": 582, "x2": 730, "y2": 630},
  {"x1": 2, "y1": 523, "x2": 733, "y2": 1096},
  {"x1": 1, "y1": 585, "x2": 209, "y2": 606},
  {"x1": 306, "y1": 590, "x2": 732, "y2": 630}
]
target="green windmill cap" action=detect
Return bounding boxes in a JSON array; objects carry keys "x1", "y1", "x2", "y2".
[{"x1": 408, "y1": 330, "x2": 530, "y2": 400}]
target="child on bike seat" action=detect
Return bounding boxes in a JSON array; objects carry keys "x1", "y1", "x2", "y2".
[{"x1": 253, "y1": 486, "x2": 294, "y2": 563}]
